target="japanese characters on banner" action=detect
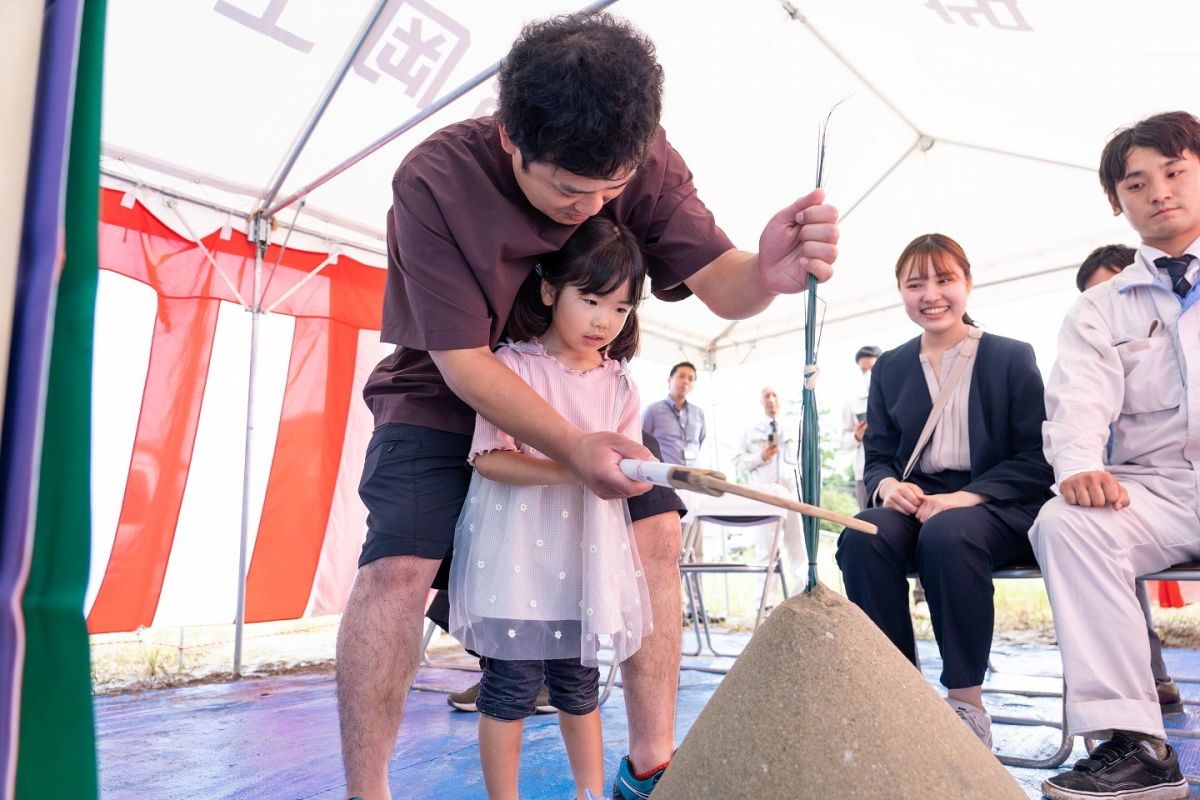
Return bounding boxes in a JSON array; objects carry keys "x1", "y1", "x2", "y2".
[
  {"x1": 214, "y1": 0, "x2": 476, "y2": 107},
  {"x1": 924, "y1": 0, "x2": 1032, "y2": 31}
]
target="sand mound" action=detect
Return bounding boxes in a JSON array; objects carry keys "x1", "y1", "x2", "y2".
[{"x1": 654, "y1": 583, "x2": 1025, "y2": 799}]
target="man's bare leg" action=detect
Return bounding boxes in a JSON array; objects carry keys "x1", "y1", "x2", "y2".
[
  {"x1": 622, "y1": 511, "x2": 682, "y2": 772},
  {"x1": 337, "y1": 555, "x2": 442, "y2": 800}
]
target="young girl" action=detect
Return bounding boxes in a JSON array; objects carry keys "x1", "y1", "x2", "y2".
[
  {"x1": 836, "y1": 233, "x2": 1053, "y2": 748},
  {"x1": 448, "y1": 215, "x2": 653, "y2": 800}
]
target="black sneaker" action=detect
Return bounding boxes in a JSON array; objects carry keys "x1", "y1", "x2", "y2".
[{"x1": 1041, "y1": 735, "x2": 1188, "y2": 800}]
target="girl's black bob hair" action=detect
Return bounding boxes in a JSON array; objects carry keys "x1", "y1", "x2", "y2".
[{"x1": 505, "y1": 215, "x2": 646, "y2": 362}]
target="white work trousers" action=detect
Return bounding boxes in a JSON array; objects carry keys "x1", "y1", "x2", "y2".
[
  {"x1": 754, "y1": 505, "x2": 806, "y2": 588},
  {"x1": 1029, "y1": 481, "x2": 1200, "y2": 739},
  {"x1": 745, "y1": 480, "x2": 807, "y2": 589}
]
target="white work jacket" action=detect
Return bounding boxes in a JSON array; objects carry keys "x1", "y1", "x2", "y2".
[
  {"x1": 1043, "y1": 242, "x2": 1200, "y2": 510},
  {"x1": 735, "y1": 416, "x2": 800, "y2": 489}
]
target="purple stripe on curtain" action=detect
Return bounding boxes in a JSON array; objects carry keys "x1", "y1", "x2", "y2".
[{"x1": 0, "y1": 0, "x2": 84, "y2": 789}]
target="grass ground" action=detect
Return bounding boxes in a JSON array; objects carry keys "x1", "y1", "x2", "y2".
[{"x1": 89, "y1": 536, "x2": 1200, "y2": 694}]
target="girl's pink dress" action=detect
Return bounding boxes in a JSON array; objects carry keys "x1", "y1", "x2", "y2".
[{"x1": 448, "y1": 340, "x2": 652, "y2": 667}]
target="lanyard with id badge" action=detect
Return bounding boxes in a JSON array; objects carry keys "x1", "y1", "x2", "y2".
[{"x1": 674, "y1": 404, "x2": 698, "y2": 462}]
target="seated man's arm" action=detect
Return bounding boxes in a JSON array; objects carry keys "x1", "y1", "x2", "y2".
[
  {"x1": 431, "y1": 347, "x2": 651, "y2": 499},
  {"x1": 1043, "y1": 299, "x2": 1128, "y2": 509}
]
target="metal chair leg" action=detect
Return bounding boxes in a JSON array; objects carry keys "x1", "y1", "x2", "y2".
[
  {"x1": 597, "y1": 656, "x2": 621, "y2": 707},
  {"x1": 755, "y1": 522, "x2": 786, "y2": 630},
  {"x1": 991, "y1": 681, "x2": 1074, "y2": 769},
  {"x1": 992, "y1": 701, "x2": 1074, "y2": 769},
  {"x1": 419, "y1": 619, "x2": 481, "y2": 672},
  {"x1": 693, "y1": 579, "x2": 734, "y2": 657},
  {"x1": 681, "y1": 571, "x2": 703, "y2": 657}
]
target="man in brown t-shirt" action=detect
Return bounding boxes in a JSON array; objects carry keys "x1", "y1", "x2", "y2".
[{"x1": 338, "y1": 14, "x2": 840, "y2": 800}]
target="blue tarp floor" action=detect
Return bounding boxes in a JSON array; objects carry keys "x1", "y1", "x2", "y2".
[{"x1": 95, "y1": 631, "x2": 1200, "y2": 799}]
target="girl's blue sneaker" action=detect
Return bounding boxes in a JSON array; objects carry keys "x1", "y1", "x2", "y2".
[{"x1": 612, "y1": 756, "x2": 666, "y2": 799}]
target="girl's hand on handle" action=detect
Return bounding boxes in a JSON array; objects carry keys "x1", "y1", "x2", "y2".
[
  {"x1": 879, "y1": 478, "x2": 925, "y2": 516},
  {"x1": 566, "y1": 432, "x2": 653, "y2": 500}
]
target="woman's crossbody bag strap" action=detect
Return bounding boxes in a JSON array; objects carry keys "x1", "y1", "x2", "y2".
[{"x1": 900, "y1": 327, "x2": 982, "y2": 481}]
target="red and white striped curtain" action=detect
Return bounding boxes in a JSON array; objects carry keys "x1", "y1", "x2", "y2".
[{"x1": 87, "y1": 188, "x2": 390, "y2": 633}]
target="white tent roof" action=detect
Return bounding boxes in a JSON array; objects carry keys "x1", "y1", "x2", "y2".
[{"x1": 101, "y1": 0, "x2": 1200, "y2": 366}]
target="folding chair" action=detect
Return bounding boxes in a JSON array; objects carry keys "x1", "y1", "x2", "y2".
[
  {"x1": 983, "y1": 563, "x2": 1200, "y2": 771},
  {"x1": 981, "y1": 564, "x2": 1076, "y2": 769},
  {"x1": 678, "y1": 492, "x2": 790, "y2": 659}
]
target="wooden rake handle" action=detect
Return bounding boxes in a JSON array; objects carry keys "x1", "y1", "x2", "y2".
[{"x1": 618, "y1": 460, "x2": 877, "y2": 535}]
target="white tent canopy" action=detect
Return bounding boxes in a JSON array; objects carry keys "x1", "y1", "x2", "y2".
[
  {"x1": 102, "y1": 0, "x2": 1200, "y2": 366},
  {"x1": 88, "y1": 0, "x2": 1200, "y2": 634}
]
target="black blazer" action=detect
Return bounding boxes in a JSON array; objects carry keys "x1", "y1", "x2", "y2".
[{"x1": 863, "y1": 332, "x2": 1054, "y2": 532}]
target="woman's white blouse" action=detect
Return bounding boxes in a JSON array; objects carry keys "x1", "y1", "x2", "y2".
[{"x1": 917, "y1": 338, "x2": 975, "y2": 474}]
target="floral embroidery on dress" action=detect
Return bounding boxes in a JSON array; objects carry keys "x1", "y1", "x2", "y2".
[{"x1": 447, "y1": 341, "x2": 651, "y2": 668}]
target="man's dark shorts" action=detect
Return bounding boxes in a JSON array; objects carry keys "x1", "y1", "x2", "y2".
[{"x1": 357, "y1": 423, "x2": 686, "y2": 590}]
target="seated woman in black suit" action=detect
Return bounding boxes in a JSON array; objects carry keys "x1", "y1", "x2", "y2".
[{"x1": 836, "y1": 233, "x2": 1053, "y2": 748}]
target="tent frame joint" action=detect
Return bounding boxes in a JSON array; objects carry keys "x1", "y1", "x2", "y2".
[{"x1": 248, "y1": 212, "x2": 270, "y2": 250}]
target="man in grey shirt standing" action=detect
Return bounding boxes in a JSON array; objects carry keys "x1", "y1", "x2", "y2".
[{"x1": 642, "y1": 361, "x2": 706, "y2": 467}]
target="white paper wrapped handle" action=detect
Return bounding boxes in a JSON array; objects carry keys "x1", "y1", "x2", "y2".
[{"x1": 619, "y1": 459, "x2": 672, "y2": 486}]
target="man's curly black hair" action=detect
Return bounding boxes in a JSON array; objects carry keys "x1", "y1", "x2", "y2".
[{"x1": 496, "y1": 12, "x2": 664, "y2": 179}]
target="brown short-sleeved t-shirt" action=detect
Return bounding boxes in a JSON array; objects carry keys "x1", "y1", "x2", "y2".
[{"x1": 363, "y1": 116, "x2": 734, "y2": 435}]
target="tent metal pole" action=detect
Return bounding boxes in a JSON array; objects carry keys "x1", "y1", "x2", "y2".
[
  {"x1": 99, "y1": 169, "x2": 389, "y2": 259},
  {"x1": 264, "y1": 0, "x2": 620, "y2": 218},
  {"x1": 840, "y1": 135, "x2": 923, "y2": 221},
  {"x1": 257, "y1": 0, "x2": 391, "y2": 211},
  {"x1": 936, "y1": 138, "x2": 1094, "y2": 172},
  {"x1": 263, "y1": 58, "x2": 502, "y2": 218},
  {"x1": 780, "y1": 2, "x2": 922, "y2": 137},
  {"x1": 700, "y1": 319, "x2": 739, "y2": 367},
  {"x1": 233, "y1": 213, "x2": 269, "y2": 677},
  {"x1": 702, "y1": 345, "x2": 719, "y2": 468}
]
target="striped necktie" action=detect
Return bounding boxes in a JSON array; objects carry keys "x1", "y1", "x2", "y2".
[{"x1": 1154, "y1": 254, "x2": 1196, "y2": 299}]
